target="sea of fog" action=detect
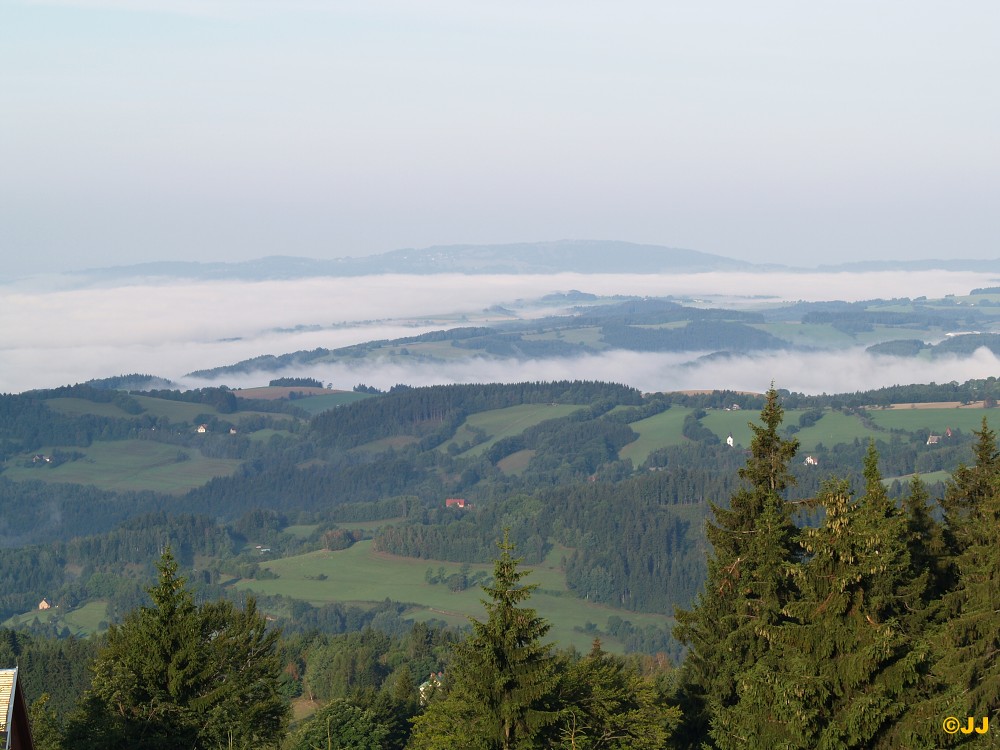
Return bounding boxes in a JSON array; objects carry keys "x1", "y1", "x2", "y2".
[{"x1": 4, "y1": 270, "x2": 1000, "y2": 396}]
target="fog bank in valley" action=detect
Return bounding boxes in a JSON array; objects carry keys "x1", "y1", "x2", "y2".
[{"x1": 3, "y1": 270, "x2": 999, "y2": 395}]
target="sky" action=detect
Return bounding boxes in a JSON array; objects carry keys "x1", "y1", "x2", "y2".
[{"x1": 2, "y1": 1, "x2": 998, "y2": 276}]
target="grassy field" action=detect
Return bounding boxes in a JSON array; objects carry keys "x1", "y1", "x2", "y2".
[
  {"x1": 3, "y1": 440, "x2": 241, "y2": 493},
  {"x1": 700, "y1": 409, "x2": 760, "y2": 448},
  {"x1": 3, "y1": 600, "x2": 108, "y2": 636},
  {"x1": 353, "y1": 436, "x2": 420, "y2": 453},
  {"x1": 521, "y1": 327, "x2": 607, "y2": 348},
  {"x1": 497, "y1": 449, "x2": 535, "y2": 475},
  {"x1": 618, "y1": 407, "x2": 693, "y2": 465},
  {"x1": 237, "y1": 541, "x2": 672, "y2": 653},
  {"x1": 289, "y1": 391, "x2": 372, "y2": 415},
  {"x1": 787, "y1": 411, "x2": 878, "y2": 451},
  {"x1": 445, "y1": 404, "x2": 586, "y2": 458},
  {"x1": 45, "y1": 398, "x2": 135, "y2": 418},
  {"x1": 885, "y1": 469, "x2": 951, "y2": 485},
  {"x1": 130, "y1": 395, "x2": 226, "y2": 422},
  {"x1": 867, "y1": 407, "x2": 1000, "y2": 434}
]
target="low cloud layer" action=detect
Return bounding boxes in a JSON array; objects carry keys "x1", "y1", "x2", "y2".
[
  {"x1": 3, "y1": 271, "x2": 999, "y2": 395},
  {"x1": 184, "y1": 348, "x2": 1000, "y2": 399}
]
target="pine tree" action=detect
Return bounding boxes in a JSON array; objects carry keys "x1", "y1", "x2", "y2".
[
  {"x1": 554, "y1": 639, "x2": 677, "y2": 749},
  {"x1": 901, "y1": 473, "x2": 948, "y2": 606},
  {"x1": 942, "y1": 417, "x2": 1000, "y2": 555},
  {"x1": 926, "y1": 422, "x2": 1000, "y2": 746},
  {"x1": 673, "y1": 386, "x2": 799, "y2": 748},
  {"x1": 409, "y1": 531, "x2": 559, "y2": 750},
  {"x1": 64, "y1": 549, "x2": 288, "y2": 749}
]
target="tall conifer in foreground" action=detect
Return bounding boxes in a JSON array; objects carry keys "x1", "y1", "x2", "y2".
[
  {"x1": 673, "y1": 386, "x2": 799, "y2": 748},
  {"x1": 64, "y1": 549, "x2": 288, "y2": 749},
  {"x1": 716, "y1": 445, "x2": 928, "y2": 749},
  {"x1": 409, "y1": 531, "x2": 559, "y2": 750},
  {"x1": 926, "y1": 420, "x2": 1000, "y2": 745}
]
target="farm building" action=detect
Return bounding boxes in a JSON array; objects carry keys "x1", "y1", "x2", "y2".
[{"x1": 445, "y1": 498, "x2": 466, "y2": 509}]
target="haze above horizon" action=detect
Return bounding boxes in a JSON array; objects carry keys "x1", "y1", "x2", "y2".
[{"x1": 2, "y1": 1, "x2": 998, "y2": 277}]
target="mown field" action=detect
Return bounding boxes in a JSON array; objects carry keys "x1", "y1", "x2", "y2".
[
  {"x1": 2, "y1": 600, "x2": 109, "y2": 637},
  {"x1": 237, "y1": 541, "x2": 672, "y2": 653},
  {"x1": 3, "y1": 440, "x2": 241, "y2": 493},
  {"x1": 867, "y1": 407, "x2": 1000, "y2": 434},
  {"x1": 445, "y1": 404, "x2": 586, "y2": 457},
  {"x1": 288, "y1": 391, "x2": 372, "y2": 415},
  {"x1": 618, "y1": 407, "x2": 693, "y2": 465}
]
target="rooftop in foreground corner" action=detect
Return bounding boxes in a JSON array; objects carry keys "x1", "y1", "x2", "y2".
[{"x1": 0, "y1": 668, "x2": 34, "y2": 750}]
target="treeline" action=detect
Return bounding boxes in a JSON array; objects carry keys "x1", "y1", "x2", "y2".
[
  {"x1": 601, "y1": 320, "x2": 789, "y2": 353},
  {"x1": 311, "y1": 380, "x2": 641, "y2": 450},
  {"x1": 269, "y1": 377, "x2": 324, "y2": 387},
  {"x1": 672, "y1": 389, "x2": 1000, "y2": 748}
]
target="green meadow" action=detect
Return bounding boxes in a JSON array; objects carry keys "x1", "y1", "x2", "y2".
[
  {"x1": 45, "y1": 397, "x2": 135, "y2": 418},
  {"x1": 446, "y1": 404, "x2": 586, "y2": 457},
  {"x1": 289, "y1": 391, "x2": 372, "y2": 415},
  {"x1": 237, "y1": 541, "x2": 672, "y2": 653},
  {"x1": 700, "y1": 409, "x2": 760, "y2": 448},
  {"x1": 3, "y1": 600, "x2": 108, "y2": 637},
  {"x1": 521, "y1": 327, "x2": 607, "y2": 348},
  {"x1": 131, "y1": 395, "x2": 228, "y2": 422},
  {"x1": 790, "y1": 411, "x2": 880, "y2": 451},
  {"x1": 618, "y1": 407, "x2": 693, "y2": 465},
  {"x1": 3, "y1": 440, "x2": 241, "y2": 493},
  {"x1": 867, "y1": 407, "x2": 1000, "y2": 434}
]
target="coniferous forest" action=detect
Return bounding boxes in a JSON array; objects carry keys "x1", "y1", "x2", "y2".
[{"x1": 1, "y1": 382, "x2": 999, "y2": 747}]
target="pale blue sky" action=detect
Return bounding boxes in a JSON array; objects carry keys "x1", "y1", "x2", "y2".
[{"x1": 2, "y1": 0, "x2": 997, "y2": 274}]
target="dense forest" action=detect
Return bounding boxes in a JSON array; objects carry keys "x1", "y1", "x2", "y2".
[{"x1": 5, "y1": 386, "x2": 999, "y2": 747}]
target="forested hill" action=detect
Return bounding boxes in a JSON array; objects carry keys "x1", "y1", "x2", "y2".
[{"x1": 2, "y1": 376, "x2": 1000, "y2": 662}]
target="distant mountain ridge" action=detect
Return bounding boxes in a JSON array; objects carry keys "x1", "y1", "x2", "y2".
[
  {"x1": 72, "y1": 241, "x2": 753, "y2": 282},
  {"x1": 59, "y1": 240, "x2": 1000, "y2": 283}
]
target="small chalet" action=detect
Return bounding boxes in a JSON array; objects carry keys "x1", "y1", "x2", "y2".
[
  {"x1": 926, "y1": 434, "x2": 941, "y2": 445},
  {"x1": 445, "y1": 498, "x2": 466, "y2": 509},
  {"x1": 726, "y1": 434, "x2": 734, "y2": 447},
  {"x1": 37, "y1": 599, "x2": 51, "y2": 611},
  {"x1": 197, "y1": 424, "x2": 208, "y2": 434},
  {"x1": 0, "y1": 668, "x2": 35, "y2": 750},
  {"x1": 804, "y1": 456, "x2": 819, "y2": 466},
  {"x1": 418, "y1": 672, "x2": 444, "y2": 706}
]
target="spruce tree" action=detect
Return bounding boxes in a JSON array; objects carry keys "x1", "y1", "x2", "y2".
[
  {"x1": 554, "y1": 639, "x2": 677, "y2": 749},
  {"x1": 901, "y1": 473, "x2": 948, "y2": 606},
  {"x1": 673, "y1": 386, "x2": 799, "y2": 747},
  {"x1": 409, "y1": 531, "x2": 559, "y2": 750},
  {"x1": 942, "y1": 417, "x2": 1000, "y2": 555},
  {"x1": 728, "y1": 445, "x2": 928, "y2": 749},
  {"x1": 926, "y1": 421, "x2": 1000, "y2": 745},
  {"x1": 65, "y1": 549, "x2": 288, "y2": 749}
]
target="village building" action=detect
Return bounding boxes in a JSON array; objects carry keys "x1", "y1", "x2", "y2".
[
  {"x1": 418, "y1": 672, "x2": 444, "y2": 706},
  {"x1": 445, "y1": 498, "x2": 466, "y2": 509},
  {"x1": 37, "y1": 599, "x2": 50, "y2": 611}
]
